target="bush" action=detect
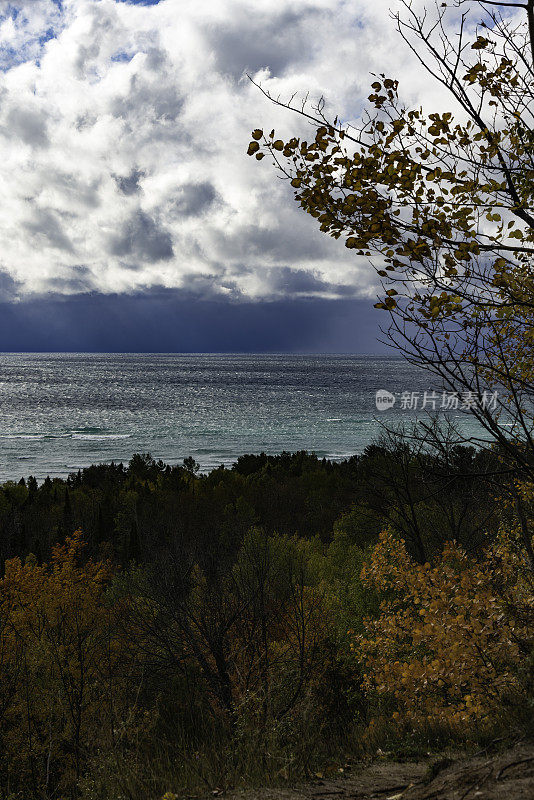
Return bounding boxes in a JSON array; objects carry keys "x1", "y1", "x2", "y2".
[{"x1": 356, "y1": 529, "x2": 534, "y2": 730}]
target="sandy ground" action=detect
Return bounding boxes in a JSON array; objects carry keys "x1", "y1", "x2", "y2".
[{"x1": 225, "y1": 742, "x2": 534, "y2": 800}]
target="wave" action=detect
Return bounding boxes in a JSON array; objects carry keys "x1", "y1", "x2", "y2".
[
  {"x1": 0, "y1": 433, "x2": 71, "y2": 440},
  {"x1": 70, "y1": 427, "x2": 109, "y2": 434},
  {"x1": 0, "y1": 432, "x2": 130, "y2": 441},
  {"x1": 72, "y1": 434, "x2": 131, "y2": 441}
]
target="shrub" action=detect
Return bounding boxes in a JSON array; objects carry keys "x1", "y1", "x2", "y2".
[{"x1": 356, "y1": 529, "x2": 534, "y2": 729}]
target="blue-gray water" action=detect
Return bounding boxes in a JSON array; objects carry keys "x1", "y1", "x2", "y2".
[{"x1": 0, "y1": 353, "x2": 484, "y2": 482}]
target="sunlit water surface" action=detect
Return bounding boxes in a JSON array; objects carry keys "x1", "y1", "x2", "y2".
[{"x1": 0, "y1": 353, "x2": 485, "y2": 481}]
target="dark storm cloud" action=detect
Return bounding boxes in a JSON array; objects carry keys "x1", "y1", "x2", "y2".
[
  {"x1": 0, "y1": 270, "x2": 21, "y2": 301},
  {"x1": 0, "y1": 290, "x2": 387, "y2": 353},
  {"x1": 175, "y1": 271, "x2": 242, "y2": 299},
  {"x1": 172, "y1": 182, "x2": 218, "y2": 217},
  {"x1": 117, "y1": 1, "x2": 165, "y2": 5},
  {"x1": 144, "y1": 46, "x2": 167, "y2": 70},
  {"x1": 47, "y1": 266, "x2": 95, "y2": 294},
  {"x1": 267, "y1": 267, "x2": 329, "y2": 294},
  {"x1": 207, "y1": 9, "x2": 318, "y2": 79},
  {"x1": 22, "y1": 208, "x2": 73, "y2": 252},
  {"x1": 242, "y1": 224, "x2": 336, "y2": 262},
  {"x1": 108, "y1": 210, "x2": 174, "y2": 262},
  {"x1": 265, "y1": 267, "x2": 360, "y2": 298},
  {"x1": 114, "y1": 168, "x2": 145, "y2": 196}
]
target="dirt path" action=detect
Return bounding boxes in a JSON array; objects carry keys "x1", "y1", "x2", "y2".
[{"x1": 227, "y1": 742, "x2": 534, "y2": 800}]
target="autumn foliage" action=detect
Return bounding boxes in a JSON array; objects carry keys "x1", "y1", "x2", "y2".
[
  {"x1": 356, "y1": 529, "x2": 534, "y2": 728},
  {"x1": 0, "y1": 531, "x2": 132, "y2": 798},
  {"x1": 0, "y1": 468, "x2": 533, "y2": 798},
  {"x1": 0, "y1": 527, "x2": 343, "y2": 798}
]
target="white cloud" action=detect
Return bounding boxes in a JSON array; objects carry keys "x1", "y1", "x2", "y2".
[{"x1": 0, "y1": 0, "x2": 483, "y2": 300}]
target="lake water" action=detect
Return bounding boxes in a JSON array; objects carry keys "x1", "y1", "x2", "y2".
[{"x1": 0, "y1": 353, "x2": 485, "y2": 481}]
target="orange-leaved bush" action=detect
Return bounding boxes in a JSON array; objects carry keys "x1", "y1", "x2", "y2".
[{"x1": 355, "y1": 529, "x2": 534, "y2": 727}]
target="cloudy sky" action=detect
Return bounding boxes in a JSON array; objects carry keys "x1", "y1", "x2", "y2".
[{"x1": 0, "y1": 0, "x2": 455, "y2": 351}]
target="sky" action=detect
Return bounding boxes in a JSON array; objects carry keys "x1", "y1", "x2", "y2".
[{"x1": 0, "y1": 0, "x2": 467, "y2": 352}]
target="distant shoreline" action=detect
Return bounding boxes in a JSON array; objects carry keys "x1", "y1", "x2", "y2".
[{"x1": 2, "y1": 449, "x2": 360, "y2": 487}]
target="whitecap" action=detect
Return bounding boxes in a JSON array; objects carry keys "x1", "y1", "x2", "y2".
[{"x1": 72, "y1": 433, "x2": 131, "y2": 441}]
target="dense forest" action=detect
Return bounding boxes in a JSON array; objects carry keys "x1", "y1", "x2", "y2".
[
  {"x1": 0, "y1": 441, "x2": 532, "y2": 799},
  {"x1": 0, "y1": 443, "x2": 502, "y2": 568}
]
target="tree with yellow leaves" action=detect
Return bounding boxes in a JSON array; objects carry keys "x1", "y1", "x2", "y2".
[
  {"x1": 0, "y1": 531, "x2": 133, "y2": 798},
  {"x1": 249, "y1": 0, "x2": 534, "y2": 551},
  {"x1": 356, "y1": 528, "x2": 534, "y2": 728}
]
